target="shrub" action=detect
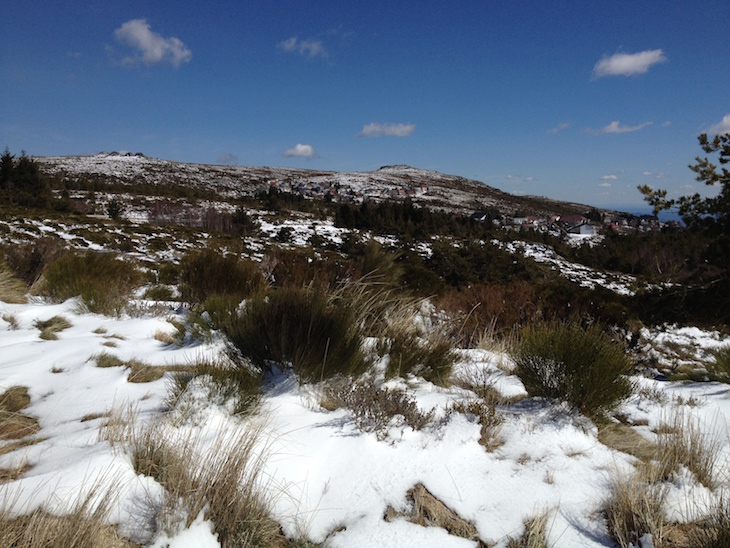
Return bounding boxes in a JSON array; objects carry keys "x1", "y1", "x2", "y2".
[
  {"x1": 381, "y1": 330, "x2": 455, "y2": 385},
  {"x1": 320, "y1": 378, "x2": 434, "y2": 439},
  {"x1": 513, "y1": 322, "x2": 633, "y2": 418},
  {"x1": 39, "y1": 251, "x2": 142, "y2": 315},
  {"x1": 166, "y1": 357, "x2": 261, "y2": 416},
  {"x1": 223, "y1": 287, "x2": 369, "y2": 383},
  {"x1": 2, "y1": 237, "x2": 65, "y2": 286},
  {"x1": 707, "y1": 344, "x2": 730, "y2": 383},
  {"x1": 179, "y1": 248, "x2": 265, "y2": 306},
  {"x1": 376, "y1": 302, "x2": 456, "y2": 385}
]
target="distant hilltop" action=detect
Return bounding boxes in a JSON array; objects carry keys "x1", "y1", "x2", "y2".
[{"x1": 36, "y1": 153, "x2": 609, "y2": 219}]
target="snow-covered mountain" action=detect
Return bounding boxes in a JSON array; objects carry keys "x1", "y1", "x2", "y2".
[{"x1": 36, "y1": 153, "x2": 597, "y2": 218}]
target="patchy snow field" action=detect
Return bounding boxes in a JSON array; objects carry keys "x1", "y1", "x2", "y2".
[{"x1": 1, "y1": 297, "x2": 729, "y2": 547}]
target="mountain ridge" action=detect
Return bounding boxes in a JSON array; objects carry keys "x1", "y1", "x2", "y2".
[{"x1": 35, "y1": 153, "x2": 611, "y2": 219}]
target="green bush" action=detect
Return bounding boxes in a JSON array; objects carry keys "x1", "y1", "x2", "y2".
[
  {"x1": 223, "y1": 287, "x2": 369, "y2": 383},
  {"x1": 40, "y1": 251, "x2": 142, "y2": 315},
  {"x1": 513, "y1": 322, "x2": 633, "y2": 418},
  {"x1": 179, "y1": 249, "x2": 264, "y2": 306},
  {"x1": 381, "y1": 330, "x2": 455, "y2": 386}
]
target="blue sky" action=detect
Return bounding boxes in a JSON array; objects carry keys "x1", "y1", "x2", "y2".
[{"x1": 2, "y1": 1, "x2": 729, "y2": 209}]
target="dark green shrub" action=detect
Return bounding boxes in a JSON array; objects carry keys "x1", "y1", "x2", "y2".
[
  {"x1": 223, "y1": 287, "x2": 369, "y2": 383},
  {"x1": 40, "y1": 251, "x2": 142, "y2": 315},
  {"x1": 179, "y1": 249, "x2": 265, "y2": 306},
  {"x1": 513, "y1": 322, "x2": 633, "y2": 418},
  {"x1": 381, "y1": 330, "x2": 455, "y2": 386}
]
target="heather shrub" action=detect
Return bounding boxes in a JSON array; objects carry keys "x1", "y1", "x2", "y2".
[
  {"x1": 376, "y1": 301, "x2": 456, "y2": 385},
  {"x1": 39, "y1": 251, "x2": 142, "y2": 315},
  {"x1": 223, "y1": 287, "x2": 369, "y2": 382},
  {"x1": 179, "y1": 248, "x2": 265, "y2": 306},
  {"x1": 513, "y1": 322, "x2": 633, "y2": 418},
  {"x1": 320, "y1": 378, "x2": 434, "y2": 439},
  {"x1": 2, "y1": 237, "x2": 65, "y2": 286},
  {"x1": 707, "y1": 344, "x2": 730, "y2": 383},
  {"x1": 166, "y1": 357, "x2": 261, "y2": 416},
  {"x1": 380, "y1": 329, "x2": 455, "y2": 386}
]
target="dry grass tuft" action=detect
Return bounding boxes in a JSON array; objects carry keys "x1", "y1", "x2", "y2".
[
  {"x1": 652, "y1": 408, "x2": 720, "y2": 489},
  {"x1": 0, "y1": 387, "x2": 31, "y2": 414},
  {"x1": 598, "y1": 422, "x2": 657, "y2": 463},
  {"x1": 94, "y1": 352, "x2": 124, "y2": 368},
  {"x1": 126, "y1": 361, "x2": 164, "y2": 384},
  {"x1": 386, "y1": 483, "x2": 483, "y2": 543},
  {"x1": 0, "y1": 386, "x2": 40, "y2": 441},
  {"x1": 0, "y1": 480, "x2": 136, "y2": 547},
  {"x1": 604, "y1": 468, "x2": 669, "y2": 548},
  {"x1": 507, "y1": 508, "x2": 552, "y2": 548},
  {"x1": 0, "y1": 267, "x2": 28, "y2": 304},
  {"x1": 34, "y1": 315, "x2": 72, "y2": 340},
  {"x1": 2, "y1": 314, "x2": 19, "y2": 330}
]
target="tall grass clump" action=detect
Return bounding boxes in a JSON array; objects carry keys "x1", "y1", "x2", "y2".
[
  {"x1": 38, "y1": 251, "x2": 142, "y2": 315},
  {"x1": 372, "y1": 296, "x2": 456, "y2": 385},
  {"x1": 121, "y1": 421, "x2": 283, "y2": 547},
  {"x1": 654, "y1": 407, "x2": 720, "y2": 489},
  {"x1": 0, "y1": 481, "x2": 133, "y2": 548},
  {"x1": 513, "y1": 322, "x2": 633, "y2": 418},
  {"x1": 223, "y1": 287, "x2": 368, "y2": 383},
  {"x1": 603, "y1": 468, "x2": 669, "y2": 548},
  {"x1": 179, "y1": 248, "x2": 265, "y2": 306},
  {"x1": 0, "y1": 263, "x2": 27, "y2": 304}
]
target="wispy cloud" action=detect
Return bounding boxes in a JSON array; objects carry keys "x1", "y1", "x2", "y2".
[
  {"x1": 282, "y1": 143, "x2": 316, "y2": 158},
  {"x1": 114, "y1": 19, "x2": 192, "y2": 68},
  {"x1": 356, "y1": 122, "x2": 416, "y2": 138},
  {"x1": 592, "y1": 49, "x2": 666, "y2": 78},
  {"x1": 593, "y1": 120, "x2": 652, "y2": 134},
  {"x1": 598, "y1": 182, "x2": 612, "y2": 188},
  {"x1": 707, "y1": 114, "x2": 730, "y2": 135},
  {"x1": 549, "y1": 122, "x2": 570, "y2": 134},
  {"x1": 600, "y1": 175, "x2": 618, "y2": 180},
  {"x1": 278, "y1": 36, "x2": 327, "y2": 59},
  {"x1": 218, "y1": 153, "x2": 238, "y2": 165}
]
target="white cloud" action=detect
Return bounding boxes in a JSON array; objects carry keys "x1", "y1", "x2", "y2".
[
  {"x1": 356, "y1": 122, "x2": 416, "y2": 138},
  {"x1": 600, "y1": 175, "x2": 618, "y2": 180},
  {"x1": 707, "y1": 114, "x2": 730, "y2": 135},
  {"x1": 114, "y1": 19, "x2": 191, "y2": 67},
  {"x1": 278, "y1": 36, "x2": 327, "y2": 59},
  {"x1": 218, "y1": 153, "x2": 238, "y2": 165},
  {"x1": 642, "y1": 171, "x2": 653, "y2": 176},
  {"x1": 282, "y1": 144, "x2": 316, "y2": 158},
  {"x1": 549, "y1": 122, "x2": 570, "y2": 134},
  {"x1": 595, "y1": 120, "x2": 652, "y2": 134},
  {"x1": 598, "y1": 182, "x2": 612, "y2": 188},
  {"x1": 592, "y1": 49, "x2": 666, "y2": 78}
]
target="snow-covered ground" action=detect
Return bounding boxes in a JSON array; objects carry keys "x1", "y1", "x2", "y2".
[{"x1": 1, "y1": 296, "x2": 729, "y2": 547}]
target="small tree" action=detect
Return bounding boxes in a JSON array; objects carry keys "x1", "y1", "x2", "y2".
[
  {"x1": 106, "y1": 197, "x2": 124, "y2": 220},
  {"x1": 639, "y1": 133, "x2": 730, "y2": 233}
]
